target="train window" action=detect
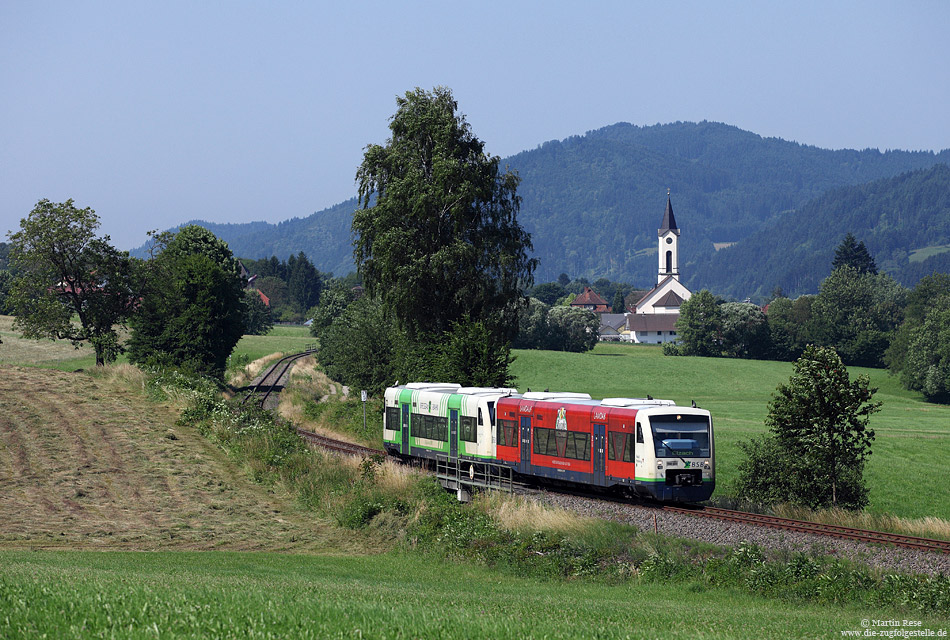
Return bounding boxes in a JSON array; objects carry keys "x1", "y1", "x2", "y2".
[
  {"x1": 636, "y1": 423, "x2": 644, "y2": 444},
  {"x1": 460, "y1": 416, "x2": 477, "y2": 442},
  {"x1": 411, "y1": 413, "x2": 448, "y2": 441},
  {"x1": 497, "y1": 419, "x2": 517, "y2": 446},
  {"x1": 487, "y1": 402, "x2": 496, "y2": 425},
  {"x1": 650, "y1": 415, "x2": 710, "y2": 457},
  {"x1": 533, "y1": 427, "x2": 590, "y2": 461},
  {"x1": 608, "y1": 432, "x2": 633, "y2": 462},
  {"x1": 386, "y1": 407, "x2": 400, "y2": 431},
  {"x1": 564, "y1": 431, "x2": 590, "y2": 460}
]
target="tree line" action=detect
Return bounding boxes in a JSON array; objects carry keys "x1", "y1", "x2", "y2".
[
  {"x1": 671, "y1": 234, "x2": 950, "y2": 403},
  {"x1": 5, "y1": 201, "x2": 252, "y2": 378}
]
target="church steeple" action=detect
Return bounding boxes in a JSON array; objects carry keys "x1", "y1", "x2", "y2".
[
  {"x1": 657, "y1": 191, "x2": 681, "y2": 284},
  {"x1": 660, "y1": 192, "x2": 679, "y2": 232}
]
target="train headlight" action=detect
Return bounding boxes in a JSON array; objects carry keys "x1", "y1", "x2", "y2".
[
  {"x1": 656, "y1": 461, "x2": 663, "y2": 470},
  {"x1": 702, "y1": 461, "x2": 710, "y2": 470}
]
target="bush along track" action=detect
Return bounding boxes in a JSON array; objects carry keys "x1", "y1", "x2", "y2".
[{"x1": 162, "y1": 369, "x2": 949, "y2": 618}]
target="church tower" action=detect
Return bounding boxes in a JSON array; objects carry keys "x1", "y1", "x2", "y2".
[{"x1": 657, "y1": 192, "x2": 681, "y2": 284}]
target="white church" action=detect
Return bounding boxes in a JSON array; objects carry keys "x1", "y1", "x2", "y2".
[{"x1": 623, "y1": 195, "x2": 692, "y2": 344}]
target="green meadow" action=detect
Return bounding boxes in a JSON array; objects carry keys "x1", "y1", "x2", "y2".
[
  {"x1": 511, "y1": 344, "x2": 950, "y2": 520},
  {"x1": 231, "y1": 324, "x2": 315, "y2": 363},
  {"x1": 1, "y1": 550, "x2": 935, "y2": 640}
]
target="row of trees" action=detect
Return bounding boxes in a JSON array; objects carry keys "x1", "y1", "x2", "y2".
[
  {"x1": 672, "y1": 236, "x2": 907, "y2": 364},
  {"x1": 513, "y1": 298, "x2": 599, "y2": 352},
  {"x1": 7, "y1": 200, "x2": 247, "y2": 378},
  {"x1": 672, "y1": 233, "x2": 950, "y2": 403}
]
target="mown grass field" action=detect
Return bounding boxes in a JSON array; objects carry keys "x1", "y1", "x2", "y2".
[
  {"x1": 4, "y1": 550, "x2": 940, "y2": 640},
  {"x1": 0, "y1": 316, "x2": 314, "y2": 372},
  {"x1": 511, "y1": 343, "x2": 950, "y2": 520}
]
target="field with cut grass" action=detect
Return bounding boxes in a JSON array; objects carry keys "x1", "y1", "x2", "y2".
[
  {"x1": 0, "y1": 364, "x2": 352, "y2": 553},
  {"x1": 5, "y1": 550, "x2": 944, "y2": 640},
  {"x1": 511, "y1": 344, "x2": 950, "y2": 521}
]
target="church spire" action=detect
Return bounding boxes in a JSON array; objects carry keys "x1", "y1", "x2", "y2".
[
  {"x1": 660, "y1": 190, "x2": 678, "y2": 232},
  {"x1": 657, "y1": 191, "x2": 681, "y2": 284}
]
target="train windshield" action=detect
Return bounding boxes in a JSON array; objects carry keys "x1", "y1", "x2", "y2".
[{"x1": 650, "y1": 415, "x2": 711, "y2": 457}]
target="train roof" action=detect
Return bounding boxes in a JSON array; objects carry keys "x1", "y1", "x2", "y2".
[
  {"x1": 455, "y1": 387, "x2": 518, "y2": 396},
  {"x1": 601, "y1": 397, "x2": 675, "y2": 407},
  {"x1": 402, "y1": 383, "x2": 461, "y2": 391},
  {"x1": 520, "y1": 391, "x2": 592, "y2": 401}
]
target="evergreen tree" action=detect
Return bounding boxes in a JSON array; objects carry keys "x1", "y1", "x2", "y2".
[
  {"x1": 612, "y1": 289, "x2": 626, "y2": 314},
  {"x1": 832, "y1": 233, "x2": 878, "y2": 275}
]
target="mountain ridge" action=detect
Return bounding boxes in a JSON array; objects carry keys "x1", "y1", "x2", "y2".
[{"x1": 136, "y1": 121, "x2": 950, "y2": 296}]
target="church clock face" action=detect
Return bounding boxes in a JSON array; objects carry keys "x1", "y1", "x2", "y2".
[{"x1": 665, "y1": 237, "x2": 673, "y2": 244}]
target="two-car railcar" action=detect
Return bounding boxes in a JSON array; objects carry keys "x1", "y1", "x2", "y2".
[{"x1": 383, "y1": 384, "x2": 714, "y2": 502}]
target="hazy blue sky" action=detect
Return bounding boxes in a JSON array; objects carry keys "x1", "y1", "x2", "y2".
[{"x1": 2, "y1": 1, "x2": 949, "y2": 250}]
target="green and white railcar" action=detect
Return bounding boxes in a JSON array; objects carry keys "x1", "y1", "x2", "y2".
[{"x1": 383, "y1": 383, "x2": 516, "y2": 462}]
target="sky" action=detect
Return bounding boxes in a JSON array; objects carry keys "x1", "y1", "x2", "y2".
[{"x1": 2, "y1": 1, "x2": 949, "y2": 251}]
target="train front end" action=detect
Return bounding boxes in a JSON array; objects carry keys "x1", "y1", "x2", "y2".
[{"x1": 633, "y1": 407, "x2": 715, "y2": 502}]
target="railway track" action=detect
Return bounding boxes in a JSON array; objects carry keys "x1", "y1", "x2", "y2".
[
  {"x1": 297, "y1": 429, "x2": 950, "y2": 555},
  {"x1": 662, "y1": 505, "x2": 950, "y2": 554},
  {"x1": 241, "y1": 347, "x2": 316, "y2": 409},
  {"x1": 296, "y1": 428, "x2": 385, "y2": 457},
  {"x1": 249, "y1": 370, "x2": 949, "y2": 557}
]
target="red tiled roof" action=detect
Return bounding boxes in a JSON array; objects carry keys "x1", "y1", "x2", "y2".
[{"x1": 571, "y1": 287, "x2": 609, "y2": 312}]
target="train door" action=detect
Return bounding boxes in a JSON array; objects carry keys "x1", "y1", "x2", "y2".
[
  {"x1": 634, "y1": 420, "x2": 645, "y2": 483},
  {"x1": 401, "y1": 403, "x2": 410, "y2": 455},
  {"x1": 449, "y1": 409, "x2": 459, "y2": 460},
  {"x1": 592, "y1": 423, "x2": 606, "y2": 486},
  {"x1": 520, "y1": 416, "x2": 532, "y2": 474}
]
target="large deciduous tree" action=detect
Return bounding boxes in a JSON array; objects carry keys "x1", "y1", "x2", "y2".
[
  {"x1": 673, "y1": 289, "x2": 722, "y2": 357},
  {"x1": 353, "y1": 87, "x2": 536, "y2": 343},
  {"x1": 8, "y1": 199, "x2": 137, "y2": 366},
  {"x1": 810, "y1": 266, "x2": 905, "y2": 367},
  {"x1": 128, "y1": 225, "x2": 245, "y2": 379},
  {"x1": 736, "y1": 345, "x2": 880, "y2": 509}
]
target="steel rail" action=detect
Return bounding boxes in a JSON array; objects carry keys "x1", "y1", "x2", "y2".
[
  {"x1": 241, "y1": 347, "x2": 315, "y2": 408},
  {"x1": 662, "y1": 505, "x2": 950, "y2": 554},
  {"x1": 296, "y1": 428, "x2": 385, "y2": 457}
]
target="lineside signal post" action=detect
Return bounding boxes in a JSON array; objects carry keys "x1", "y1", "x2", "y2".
[{"x1": 361, "y1": 390, "x2": 367, "y2": 433}]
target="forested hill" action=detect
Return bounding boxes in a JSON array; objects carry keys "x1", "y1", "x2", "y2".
[
  {"x1": 140, "y1": 121, "x2": 950, "y2": 289},
  {"x1": 691, "y1": 163, "x2": 950, "y2": 300}
]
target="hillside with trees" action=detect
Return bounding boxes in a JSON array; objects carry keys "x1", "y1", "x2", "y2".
[
  {"x1": 693, "y1": 164, "x2": 950, "y2": 299},
  {"x1": 138, "y1": 121, "x2": 950, "y2": 294}
]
